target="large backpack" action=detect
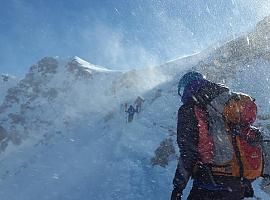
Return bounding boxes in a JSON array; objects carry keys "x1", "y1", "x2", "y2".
[{"x1": 193, "y1": 87, "x2": 263, "y2": 180}]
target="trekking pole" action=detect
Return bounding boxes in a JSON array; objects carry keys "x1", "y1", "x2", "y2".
[{"x1": 124, "y1": 103, "x2": 128, "y2": 124}]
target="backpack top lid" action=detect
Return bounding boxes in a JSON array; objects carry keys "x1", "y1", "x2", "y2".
[{"x1": 223, "y1": 93, "x2": 257, "y2": 126}]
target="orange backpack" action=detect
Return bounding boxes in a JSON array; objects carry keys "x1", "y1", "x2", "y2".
[{"x1": 194, "y1": 92, "x2": 263, "y2": 180}]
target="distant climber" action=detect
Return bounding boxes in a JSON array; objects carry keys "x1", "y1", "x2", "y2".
[
  {"x1": 119, "y1": 102, "x2": 126, "y2": 113},
  {"x1": 125, "y1": 105, "x2": 137, "y2": 123},
  {"x1": 134, "y1": 96, "x2": 145, "y2": 113}
]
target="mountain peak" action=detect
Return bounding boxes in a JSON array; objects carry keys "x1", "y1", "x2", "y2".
[
  {"x1": 72, "y1": 56, "x2": 88, "y2": 63},
  {"x1": 70, "y1": 56, "x2": 111, "y2": 72},
  {"x1": 29, "y1": 57, "x2": 59, "y2": 76}
]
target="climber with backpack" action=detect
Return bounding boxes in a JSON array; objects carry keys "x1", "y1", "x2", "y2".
[
  {"x1": 171, "y1": 71, "x2": 265, "y2": 200},
  {"x1": 125, "y1": 105, "x2": 137, "y2": 123}
]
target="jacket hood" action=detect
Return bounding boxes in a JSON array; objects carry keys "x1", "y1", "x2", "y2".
[{"x1": 181, "y1": 79, "x2": 210, "y2": 104}]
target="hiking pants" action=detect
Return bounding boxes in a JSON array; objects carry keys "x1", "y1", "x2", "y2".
[{"x1": 187, "y1": 186, "x2": 244, "y2": 200}]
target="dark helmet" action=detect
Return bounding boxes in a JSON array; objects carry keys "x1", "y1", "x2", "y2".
[{"x1": 177, "y1": 71, "x2": 204, "y2": 96}]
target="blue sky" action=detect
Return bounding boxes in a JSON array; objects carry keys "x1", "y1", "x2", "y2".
[{"x1": 0, "y1": 0, "x2": 270, "y2": 76}]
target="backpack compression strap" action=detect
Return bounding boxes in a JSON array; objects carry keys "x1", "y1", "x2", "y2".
[{"x1": 231, "y1": 127, "x2": 244, "y2": 179}]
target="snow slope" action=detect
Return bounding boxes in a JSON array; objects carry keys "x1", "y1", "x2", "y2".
[
  {"x1": 0, "y1": 56, "x2": 181, "y2": 200},
  {"x1": 0, "y1": 17, "x2": 270, "y2": 200}
]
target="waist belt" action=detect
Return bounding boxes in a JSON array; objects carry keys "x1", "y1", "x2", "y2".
[{"x1": 193, "y1": 180, "x2": 236, "y2": 192}]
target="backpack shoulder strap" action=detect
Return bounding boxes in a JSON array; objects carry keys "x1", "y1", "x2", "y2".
[{"x1": 194, "y1": 81, "x2": 230, "y2": 107}]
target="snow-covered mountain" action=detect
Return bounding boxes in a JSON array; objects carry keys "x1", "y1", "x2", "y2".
[{"x1": 0, "y1": 17, "x2": 270, "y2": 200}]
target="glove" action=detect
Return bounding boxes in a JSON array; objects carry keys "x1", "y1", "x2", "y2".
[
  {"x1": 171, "y1": 187, "x2": 182, "y2": 200},
  {"x1": 262, "y1": 174, "x2": 270, "y2": 179},
  {"x1": 241, "y1": 178, "x2": 254, "y2": 198},
  {"x1": 171, "y1": 163, "x2": 190, "y2": 200}
]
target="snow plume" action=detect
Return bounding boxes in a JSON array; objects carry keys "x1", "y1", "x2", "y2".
[
  {"x1": 80, "y1": 24, "x2": 161, "y2": 69},
  {"x1": 148, "y1": 2, "x2": 201, "y2": 58},
  {"x1": 0, "y1": 56, "x2": 170, "y2": 154},
  {"x1": 110, "y1": 66, "x2": 170, "y2": 103},
  {"x1": 234, "y1": 0, "x2": 270, "y2": 19},
  {"x1": 4, "y1": 0, "x2": 270, "y2": 76}
]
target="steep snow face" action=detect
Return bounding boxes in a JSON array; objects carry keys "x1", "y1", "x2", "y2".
[
  {"x1": 231, "y1": 59, "x2": 270, "y2": 115},
  {"x1": 183, "y1": 16, "x2": 270, "y2": 85}
]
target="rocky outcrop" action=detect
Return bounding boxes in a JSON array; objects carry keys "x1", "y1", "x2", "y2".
[
  {"x1": 30, "y1": 57, "x2": 58, "y2": 76},
  {"x1": 67, "y1": 59, "x2": 93, "y2": 80},
  {"x1": 0, "y1": 56, "x2": 107, "y2": 153},
  {"x1": 151, "y1": 138, "x2": 176, "y2": 167}
]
